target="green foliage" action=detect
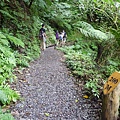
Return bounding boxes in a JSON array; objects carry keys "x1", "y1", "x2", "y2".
[
  {"x1": 45, "y1": 2, "x2": 72, "y2": 32},
  {"x1": 0, "y1": 85, "x2": 20, "y2": 105},
  {"x1": 0, "y1": 113, "x2": 14, "y2": 120},
  {"x1": 0, "y1": 10, "x2": 16, "y2": 20},
  {"x1": 0, "y1": 32, "x2": 21, "y2": 85},
  {"x1": 0, "y1": 108, "x2": 15, "y2": 120},
  {"x1": 59, "y1": 45, "x2": 102, "y2": 98},
  {"x1": 73, "y1": 21, "x2": 119, "y2": 66},
  {"x1": 74, "y1": 21, "x2": 114, "y2": 42},
  {"x1": 1, "y1": 86, "x2": 20, "y2": 105},
  {"x1": 110, "y1": 28, "x2": 120, "y2": 46},
  {"x1": 0, "y1": 52, "x2": 15, "y2": 85},
  {"x1": 0, "y1": 32, "x2": 9, "y2": 46},
  {"x1": 46, "y1": 26, "x2": 56, "y2": 45},
  {"x1": 25, "y1": 40, "x2": 40, "y2": 60},
  {"x1": 59, "y1": 34, "x2": 119, "y2": 98},
  {"x1": 6, "y1": 35, "x2": 25, "y2": 48},
  {"x1": 85, "y1": 79, "x2": 100, "y2": 98},
  {"x1": 0, "y1": 90, "x2": 8, "y2": 104}
]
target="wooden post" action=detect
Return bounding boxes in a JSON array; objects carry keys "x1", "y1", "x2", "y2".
[
  {"x1": 102, "y1": 72, "x2": 120, "y2": 120},
  {"x1": 102, "y1": 83, "x2": 120, "y2": 120}
]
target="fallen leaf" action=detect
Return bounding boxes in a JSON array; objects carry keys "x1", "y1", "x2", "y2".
[
  {"x1": 45, "y1": 113, "x2": 50, "y2": 117},
  {"x1": 83, "y1": 95, "x2": 89, "y2": 99},
  {"x1": 75, "y1": 99, "x2": 78, "y2": 103}
]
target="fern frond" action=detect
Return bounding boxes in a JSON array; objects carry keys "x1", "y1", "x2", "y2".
[
  {"x1": 92, "y1": 30, "x2": 108, "y2": 40},
  {"x1": 6, "y1": 35, "x2": 25, "y2": 48},
  {"x1": 37, "y1": 0, "x2": 46, "y2": 8},
  {"x1": 0, "y1": 10, "x2": 16, "y2": 20},
  {"x1": 56, "y1": 2, "x2": 71, "y2": 9},
  {"x1": 74, "y1": 21, "x2": 94, "y2": 30},
  {"x1": 74, "y1": 21, "x2": 114, "y2": 41},
  {"x1": 0, "y1": 90, "x2": 8, "y2": 104},
  {"x1": 110, "y1": 28, "x2": 120, "y2": 45},
  {"x1": 0, "y1": 32, "x2": 9, "y2": 46},
  {"x1": 12, "y1": 11, "x2": 25, "y2": 19},
  {"x1": 0, "y1": 45, "x2": 16, "y2": 66},
  {"x1": 0, "y1": 44, "x2": 11, "y2": 55},
  {"x1": 45, "y1": 0, "x2": 52, "y2": 5},
  {"x1": 0, "y1": 113, "x2": 15, "y2": 120}
]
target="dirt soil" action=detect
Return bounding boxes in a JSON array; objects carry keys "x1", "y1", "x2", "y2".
[{"x1": 10, "y1": 47, "x2": 101, "y2": 120}]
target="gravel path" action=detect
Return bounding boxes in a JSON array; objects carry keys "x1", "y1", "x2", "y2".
[{"x1": 10, "y1": 47, "x2": 101, "y2": 120}]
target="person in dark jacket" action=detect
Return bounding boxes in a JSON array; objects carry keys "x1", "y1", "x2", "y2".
[
  {"x1": 62, "y1": 30, "x2": 67, "y2": 45},
  {"x1": 39, "y1": 24, "x2": 47, "y2": 51}
]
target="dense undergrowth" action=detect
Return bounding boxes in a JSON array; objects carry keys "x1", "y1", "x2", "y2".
[
  {"x1": 58, "y1": 23, "x2": 120, "y2": 98},
  {"x1": 59, "y1": 31, "x2": 119, "y2": 99}
]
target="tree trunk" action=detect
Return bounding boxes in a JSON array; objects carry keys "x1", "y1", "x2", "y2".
[
  {"x1": 101, "y1": 83, "x2": 120, "y2": 120},
  {"x1": 87, "y1": 13, "x2": 92, "y2": 22},
  {"x1": 95, "y1": 44, "x2": 103, "y2": 63},
  {"x1": 28, "y1": 0, "x2": 35, "y2": 8}
]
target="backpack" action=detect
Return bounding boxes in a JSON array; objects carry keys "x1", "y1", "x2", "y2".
[
  {"x1": 39, "y1": 28, "x2": 44, "y2": 38},
  {"x1": 39, "y1": 30, "x2": 43, "y2": 38}
]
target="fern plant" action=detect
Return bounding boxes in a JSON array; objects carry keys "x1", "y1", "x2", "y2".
[
  {"x1": 0, "y1": 90, "x2": 8, "y2": 105},
  {"x1": 6, "y1": 34, "x2": 24, "y2": 48},
  {"x1": 74, "y1": 21, "x2": 114, "y2": 42},
  {"x1": 73, "y1": 21, "x2": 116, "y2": 64},
  {"x1": 0, "y1": 10, "x2": 16, "y2": 20},
  {"x1": 59, "y1": 44, "x2": 103, "y2": 98},
  {"x1": 0, "y1": 108, "x2": 15, "y2": 120},
  {"x1": 0, "y1": 85, "x2": 20, "y2": 105},
  {"x1": 110, "y1": 28, "x2": 120, "y2": 46}
]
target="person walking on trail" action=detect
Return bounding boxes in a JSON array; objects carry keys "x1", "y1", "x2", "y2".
[
  {"x1": 59, "y1": 31, "x2": 65, "y2": 46},
  {"x1": 39, "y1": 24, "x2": 47, "y2": 51},
  {"x1": 55, "y1": 30, "x2": 60, "y2": 46},
  {"x1": 62, "y1": 30, "x2": 67, "y2": 45}
]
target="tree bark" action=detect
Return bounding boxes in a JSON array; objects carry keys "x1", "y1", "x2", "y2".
[
  {"x1": 101, "y1": 83, "x2": 120, "y2": 120},
  {"x1": 95, "y1": 43, "x2": 103, "y2": 63}
]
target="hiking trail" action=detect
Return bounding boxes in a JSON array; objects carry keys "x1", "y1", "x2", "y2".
[{"x1": 10, "y1": 47, "x2": 101, "y2": 120}]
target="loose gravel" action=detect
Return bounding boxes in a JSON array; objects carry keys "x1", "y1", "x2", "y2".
[{"x1": 10, "y1": 47, "x2": 101, "y2": 120}]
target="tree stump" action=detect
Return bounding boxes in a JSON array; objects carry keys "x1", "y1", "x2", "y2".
[{"x1": 102, "y1": 83, "x2": 120, "y2": 120}]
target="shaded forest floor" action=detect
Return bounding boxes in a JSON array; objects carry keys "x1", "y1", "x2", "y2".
[{"x1": 10, "y1": 46, "x2": 101, "y2": 120}]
